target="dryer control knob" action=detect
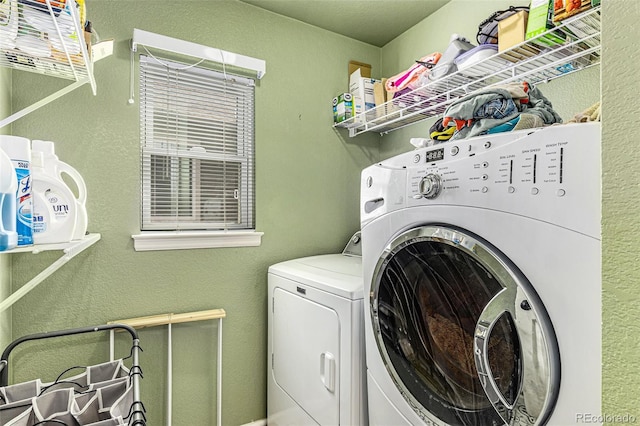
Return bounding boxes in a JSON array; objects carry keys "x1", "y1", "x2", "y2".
[{"x1": 419, "y1": 173, "x2": 443, "y2": 199}]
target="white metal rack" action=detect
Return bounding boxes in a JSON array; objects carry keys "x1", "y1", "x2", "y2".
[
  {"x1": 335, "y1": 6, "x2": 601, "y2": 137},
  {"x1": 108, "y1": 309, "x2": 226, "y2": 426},
  {"x1": 0, "y1": 0, "x2": 106, "y2": 128},
  {"x1": 0, "y1": 233, "x2": 101, "y2": 313}
]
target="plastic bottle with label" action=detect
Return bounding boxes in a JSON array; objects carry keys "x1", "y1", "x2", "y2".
[
  {"x1": 32, "y1": 140, "x2": 88, "y2": 240},
  {"x1": 0, "y1": 146, "x2": 18, "y2": 251},
  {"x1": 0, "y1": 135, "x2": 33, "y2": 246},
  {"x1": 31, "y1": 151, "x2": 77, "y2": 244}
]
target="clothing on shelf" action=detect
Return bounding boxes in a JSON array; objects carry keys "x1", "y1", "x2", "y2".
[
  {"x1": 567, "y1": 101, "x2": 601, "y2": 123},
  {"x1": 429, "y1": 118, "x2": 456, "y2": 142},
  {"x1": 442, "y1": 81, "x2": 562, "y2": 140}
]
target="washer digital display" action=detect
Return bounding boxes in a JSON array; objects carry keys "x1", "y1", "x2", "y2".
[{"x1": 425, "y1": 148, "x2": 445, "y2": 162}]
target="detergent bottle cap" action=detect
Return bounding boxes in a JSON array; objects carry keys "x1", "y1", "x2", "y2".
[{"x1": 32, "y1": 140, "x2": 57, "y2": 157}]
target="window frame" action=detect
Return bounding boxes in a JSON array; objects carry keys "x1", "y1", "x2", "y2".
[{"x1": 132, "y1": 54, "x2": 262, "y2": 251}]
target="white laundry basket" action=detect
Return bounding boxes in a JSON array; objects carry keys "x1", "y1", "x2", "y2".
[{"x1": 0, "y1": 324, "x2": 145, "y2": 426}]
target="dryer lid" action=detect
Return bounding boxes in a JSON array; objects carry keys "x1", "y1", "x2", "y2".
[{"x1": 269, "y1": 254, "x2": 363, "y2": 299}]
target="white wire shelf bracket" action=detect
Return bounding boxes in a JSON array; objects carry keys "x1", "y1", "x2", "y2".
[
  {"x1": 335, "y1": 6, "x2": 601, "y2": 137},
  {"x1": 0, "y1": 233, "x2": 101, "y2": 313},
  {"x1": 0, "y1": 0, "x2": 105, "y2": 128}
]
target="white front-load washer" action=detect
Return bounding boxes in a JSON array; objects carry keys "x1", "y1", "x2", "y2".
[
  {"x1": 267, "y1": 233, "x2": 368, "y2": 426},
  {"x1": 360, "y1": 123, "x2": 601, "y2": 426}
]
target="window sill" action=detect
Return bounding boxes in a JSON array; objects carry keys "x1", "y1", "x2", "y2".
[{"x1": 131, "y1": 230, "x2": 263, "y2": 251}]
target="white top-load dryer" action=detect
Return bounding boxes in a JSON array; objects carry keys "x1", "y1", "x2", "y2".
[{"x1": 267, "y1": 233, "x2": 367, "y2": 425}]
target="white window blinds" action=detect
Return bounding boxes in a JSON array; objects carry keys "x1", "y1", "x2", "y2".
[{"x1": 139, "y1": 55, "x2": 255, "y2": 231}]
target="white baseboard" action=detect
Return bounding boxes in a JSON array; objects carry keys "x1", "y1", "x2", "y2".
[{"x1": 240, "y1": 420, "x2": 267, "y2": 426}]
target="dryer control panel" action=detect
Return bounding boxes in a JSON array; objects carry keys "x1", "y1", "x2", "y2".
[{"x1": 361, "y1": 122, "x2": 601, "y2": 236}]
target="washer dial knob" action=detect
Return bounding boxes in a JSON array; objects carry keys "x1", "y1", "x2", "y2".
[{"x1": 419, "y1": 173, "x2": 443, "y2": 199}]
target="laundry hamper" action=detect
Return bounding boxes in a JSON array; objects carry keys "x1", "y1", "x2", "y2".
[{"x1": 0, "y1": 324, "x2": 145, "y2": 426}]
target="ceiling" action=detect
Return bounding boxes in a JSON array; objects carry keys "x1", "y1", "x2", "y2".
[{"x1": 238, "y1": 0, "x2": 451, "y2": 47}]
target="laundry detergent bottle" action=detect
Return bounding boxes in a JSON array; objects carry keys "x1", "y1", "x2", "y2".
[
  {"x1": 31, "y1": 151, "x2": 77, "y2": 244},
  {"x1": 0, "y1": 135, "x2": 33, "y2": 246},
  {"x1": 0, "y1": 146, "x2": 18, "y2": 251},
  {"x1": 32, "y1": 140, "x2": 88, "y2": 240}
]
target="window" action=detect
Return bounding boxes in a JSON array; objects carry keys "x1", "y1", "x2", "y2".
[{"x1": 133, "y1": 54, "x2": 261, "y2": 251}]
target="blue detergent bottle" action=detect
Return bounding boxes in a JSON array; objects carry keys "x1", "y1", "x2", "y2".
[
  {"x1": 0, "y1": 146, "x2": 18, "y2": 251},
  {"x1": 0, "y1": 136, "x2": 33, "y2": 246}
]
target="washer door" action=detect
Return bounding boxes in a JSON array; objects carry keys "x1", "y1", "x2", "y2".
[{"x1": 371, "y1": 225, "x2": 559, "y2": 426}]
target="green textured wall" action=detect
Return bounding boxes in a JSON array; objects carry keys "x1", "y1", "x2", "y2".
[
  {"x1": 0, "y1": 254, "x2": 7, "y2": 351},
  {"x1": 7, "y1": 1, "x2": 379, "y2": 424},
  {"x1": 601, "y1": 0, "x2": 640, "y2": 419},
  {"x1": 0, "y1": 66, "x2": 10, "y2": 351}
]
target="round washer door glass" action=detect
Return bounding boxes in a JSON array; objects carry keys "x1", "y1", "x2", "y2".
[{"x1": 371, "y1": 226, "x2": 560, "y2": 426}]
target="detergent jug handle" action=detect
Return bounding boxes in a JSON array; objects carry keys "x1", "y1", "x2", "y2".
[{"x1": 56, "y1": 162, "x2": 87, "y2": 205}]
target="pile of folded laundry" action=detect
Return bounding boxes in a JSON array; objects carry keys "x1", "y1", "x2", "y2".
[{"x1": 430, "y1": 80, "x2": 563, "y2": 141}]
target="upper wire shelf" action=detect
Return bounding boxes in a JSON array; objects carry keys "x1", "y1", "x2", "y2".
[
  {"x1": 335, "y1": 6, "x2": 601, "y2": 137},
  {"x1": 0, "y1": 0, "x2": 94, "y2": 91}
]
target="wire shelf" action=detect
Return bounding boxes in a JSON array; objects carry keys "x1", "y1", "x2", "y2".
[
  {"x1": 335, "y1": 6, "x2": 601, "y2": 137},
  {"x1": 0, "y1": 0, "x2": 95, "y2": 92}
]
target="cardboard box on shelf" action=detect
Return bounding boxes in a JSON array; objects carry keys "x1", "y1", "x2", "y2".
[
  {"x1": 348, "y1": 60, "x2": 371, "y2": 83},
  {"x1": 333, "y1": 93, "x2": 355, "y2": 123},
  {"x1": 349, "y1": 68, "x2": 379, "y2": 118},
  {"x1": 372, "y1": 78, "x2": 398, "y2": 118},
  {"x1": 373, "y1": 79, "x2": 386, "y2": 119},
  {"x1": 499, "y1": 44, "x2": 540, "y2": 63},
  {"x1": 91, "y1": 39, "x2": 114, "y2": 62},
  {"x1": 553, "y1": 0, "x2": 597, "y2": 22},
  {"x1": 373, "y1": 79, "x2": 386, "y2": 107},
  {"x1": 498, "y1": 10, "x2": 528, "y2": 52}
]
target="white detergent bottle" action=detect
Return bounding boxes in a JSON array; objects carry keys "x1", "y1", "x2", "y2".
[
  {"x1": 32, "y1": 140, "x2": 88, "y2": 240},
  {"x1": 31, "y1": 151, "x2": 77, "y2": 244},
  {"x1": 0, "y1": 146, "x2": 18, "y2": 251},
  {"x1": 0, "y1": 135, "x2": 33, "y2": 246}
]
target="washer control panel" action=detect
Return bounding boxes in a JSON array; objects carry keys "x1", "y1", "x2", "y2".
[
  {"x1": 406, "y1": 126, "x2": 592, "y2": 203},
  {"x1": 360, "y1": 123, "x2": 600, "y2": 236}
]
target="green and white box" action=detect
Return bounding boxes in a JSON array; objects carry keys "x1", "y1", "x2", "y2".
[
  {"x1": 333, "y1": 93, "x2": 354, "y2": 123},
  {"x1": 525, "y1": 0, "x2": 565, "y2": 46}
]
